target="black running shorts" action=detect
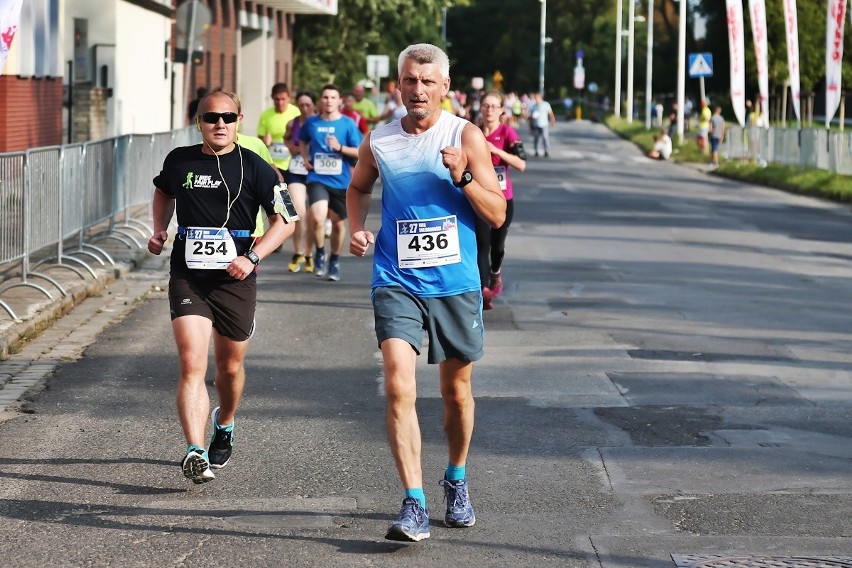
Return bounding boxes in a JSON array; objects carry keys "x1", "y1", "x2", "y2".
[
  {"x1": 168, "y1": 271, "x2": 257, "y2": 341},
  {"x1": 307, "y1": 182, "x2": 348, "y2": 220}
]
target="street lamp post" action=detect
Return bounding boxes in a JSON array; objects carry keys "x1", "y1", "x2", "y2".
[
  {"x1": 645, "y1": 0, "x2": 654, "y2": 130},
  {"x1": 676, "y1": 0, "x2": 686, "y2": 143},
  {"x1": 626, "y1": 0, "x2": 636, "y2": 123},
  {"x1": 614, "y1": 0, "x2": 623, "y2": 117},
  {"x1": 440, "y1": 7, "x2": 447, "y2": 50},
  {"x1": 539, "y1": 0, "x2": 547, "y2": 95}
]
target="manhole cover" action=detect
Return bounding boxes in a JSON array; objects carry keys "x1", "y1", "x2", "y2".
[{"x1": 672, "y1": 555, "x2": 852, "y2": 568}]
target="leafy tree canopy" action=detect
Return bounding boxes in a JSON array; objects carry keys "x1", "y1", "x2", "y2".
[
  {"x1": 293, "y1": 0, "x2": 852, "y2": 111},
  {"x1": 292, "y1": 0, "x2": 453, "y2": 93}
]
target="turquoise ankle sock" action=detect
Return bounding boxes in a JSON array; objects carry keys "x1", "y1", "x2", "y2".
[
  {"x1": 186, "y1": 444, "x2": 206, "y2": 456},
  {"x1": 405, "y1": 488, "x2": 426, "y2": 509},
  {"x1": 445, "y1": 463, "x2": 466, "y2": 481}
]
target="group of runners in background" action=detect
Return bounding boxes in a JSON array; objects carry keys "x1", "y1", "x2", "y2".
[{"x1": 245, "y1": 79, "x2": 552, "y2": 307}]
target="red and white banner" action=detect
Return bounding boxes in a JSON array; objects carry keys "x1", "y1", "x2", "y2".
[
  {"x1": 749, "y1": 0, "x2": 769, "y2": 126},
  {"x1": 0, "y1": 0, "x2": 23, "y2": 76},
  {"x1": 826, "y1": 0, "x2": 847, "y2": 127},
  {"x1": 727, "y1": 0, "x2": 746, "y2": 127},
  {"x1": 783, "y1": 0, "x2": 801, "y2": 122}
]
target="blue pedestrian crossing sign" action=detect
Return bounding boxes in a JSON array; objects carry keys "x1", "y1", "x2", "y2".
[{"x1": 688, "y1": 53, "x2": 713, "y2": 78}]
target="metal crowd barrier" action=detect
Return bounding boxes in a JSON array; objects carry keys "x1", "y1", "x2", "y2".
[
  {"x1": 0, "y1": 127, "x2": 194, "y2": 320},
  {"x1": 723, "y1": 126, "x2": 852, "y2": 176}
]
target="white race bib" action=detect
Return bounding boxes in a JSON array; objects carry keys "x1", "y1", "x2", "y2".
[
  {"x1": 396, "y1": 216, "x2": 461, "y2": 269},
  {"x1": 314, "y1": 152, "x2": 343, "y2": 176},
  {"x1": 494, "y1": 165, "x2": 508, "y2": 191},
  {"x1": 270, "y1": 142, "x2": 290, "y2": 161},
  {"x1": 184, "y1": 227, "x2": 238, "y2": 270},
  {"x1": 288, "y1": 154, "x2": 308, "y2": 175}
]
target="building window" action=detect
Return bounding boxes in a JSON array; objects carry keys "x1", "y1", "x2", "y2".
[{"x1": 220, "y1": 0, "x2": 230, "y2": 27}]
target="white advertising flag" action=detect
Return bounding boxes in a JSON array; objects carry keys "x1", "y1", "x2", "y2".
[
  {"x1": 0, "y1": 0, "x2": 23, "y2": 76},
  {"x1": 783, "y1": 0, "x2": 801, "y2": 122},
  {"x1": 749, "y1": 0, "x2": 769, "y2": 126},
  {"x1": 727, "y1": 0, "x2": 747, "y2": 126},
  {"x1": 826, "y1": 0, "x2": 848, "y2": 128}
]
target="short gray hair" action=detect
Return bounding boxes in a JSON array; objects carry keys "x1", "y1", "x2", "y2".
[{"x1": 397, "y1": 43, "x2": 450, "y2": 79}]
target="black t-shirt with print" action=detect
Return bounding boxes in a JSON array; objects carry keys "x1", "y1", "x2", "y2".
[{"x1": 153, "y1": 144, "x2": 278, "y2": 273}]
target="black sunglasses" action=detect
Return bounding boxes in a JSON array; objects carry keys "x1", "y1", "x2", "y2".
[{"x1": 199, "y1": 111, "x2": 239, "y2": 124}]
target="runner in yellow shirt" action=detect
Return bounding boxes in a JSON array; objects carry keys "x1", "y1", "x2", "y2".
[{"x1": 257, "y1": 83, "x2": 302, "y2": 258}]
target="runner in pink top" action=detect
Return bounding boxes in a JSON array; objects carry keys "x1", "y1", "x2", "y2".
[{"x1": 475, "y1": 90, "x2": 527, "y2": 309}]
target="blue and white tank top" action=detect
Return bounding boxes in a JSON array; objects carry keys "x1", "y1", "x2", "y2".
[{"x1": 370, "y1": 110, "x2": 480, "y2": 297}]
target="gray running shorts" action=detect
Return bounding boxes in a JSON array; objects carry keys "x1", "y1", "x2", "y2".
[{"x1": 372, "y1": 286, "x2": 484, "y2": 364}]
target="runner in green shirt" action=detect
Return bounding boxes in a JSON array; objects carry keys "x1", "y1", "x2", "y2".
[{"x1": 257, "y1": 83, "x2": 301, "y2": 171}]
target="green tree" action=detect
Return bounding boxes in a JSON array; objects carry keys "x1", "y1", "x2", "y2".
[
  {"x1": 292, "y1": 0, "x2": 450, "y2": 93},
  {"x1": 445, "y1": 0, "x2": 618, "y2": 97},
  {"x1": 443, "y1": 0, "x2": 693, "y2": 110}
]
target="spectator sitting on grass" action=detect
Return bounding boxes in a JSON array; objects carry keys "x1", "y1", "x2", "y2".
[{"x1": 647, "y1": 129, "x2": 672, "y2": 161}]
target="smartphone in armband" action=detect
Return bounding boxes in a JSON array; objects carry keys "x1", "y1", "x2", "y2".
[
  {"x1": 274, "y1": 183, "x2": 301, "y2": 223},
  {"x1": 511, "y1": 141, "x2": 528, "y2": 161}
]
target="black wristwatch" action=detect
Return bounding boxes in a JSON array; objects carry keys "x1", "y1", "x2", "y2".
[
  {"x1": 454, "y1": 169, "x2": 474, "y2": 188},
  {"x1": 244, "y1": 250, "x2": 260, "y2": 266}
]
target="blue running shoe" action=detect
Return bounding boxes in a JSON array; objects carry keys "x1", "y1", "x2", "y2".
[
  {"x1": 439, "y1": 477, "x2": 476, "y2": 527},
  {"x1": 385, "y1": 497, "x2": 430, "y2": 542},
  {"x1": 326, "y1": 259, "x2": 340, "y2": 282},
  {"x1": 314, "y1": 249, "x2": 327, "y2": 277},
  {"x1": 208, "y1": 406, "x2": 233, "y2": 469},
  {"x1": 181, "y1": 448, "x2": 215, "y2": 484}
]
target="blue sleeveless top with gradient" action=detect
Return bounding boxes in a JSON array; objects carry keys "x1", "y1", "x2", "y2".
[{"x1": 370, "y1": 111, "x2": 480, "y2": 297}]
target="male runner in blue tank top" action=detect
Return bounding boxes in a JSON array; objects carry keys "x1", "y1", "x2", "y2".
[{"x1": 347, "y1": 43, "x2": 506, "y2": 542}]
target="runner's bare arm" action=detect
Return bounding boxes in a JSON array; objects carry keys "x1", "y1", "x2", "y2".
[
  {"x1": 148, "y1": 188, "x2": 175, "y2": 255},
  {"x1": 348, "y1": 133, "x2": 379, "y2": 257},
  {"x1": 445, "y1": 123, "x2": 506, "y2": 229}
]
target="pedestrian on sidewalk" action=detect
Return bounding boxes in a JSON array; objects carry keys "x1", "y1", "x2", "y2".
[
  {"x1": 528, "y1": 92, "x2": 555, "y2": 157},
  {"x1": 347, "y1": 43, "x2": 506, "y2": 542},
  {"x1": 709, "y1": 105, "x2": 726, "y2": 167},
  {"x1": 147, "y1": 90, "x2": 295, "y2": 484}
]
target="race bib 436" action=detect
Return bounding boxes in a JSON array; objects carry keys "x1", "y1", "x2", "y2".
[{"x1": 396, "y1": 215, "x2": 461, "y2": 268}]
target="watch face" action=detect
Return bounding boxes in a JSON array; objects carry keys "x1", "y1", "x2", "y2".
[{"x1": 457, "y1": 170, "x2": 473, "y2": 187}]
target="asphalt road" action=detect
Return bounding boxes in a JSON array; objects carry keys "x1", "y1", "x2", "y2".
[{"x1": 0, "y1": 120, "x2": 851, "y2": 567}]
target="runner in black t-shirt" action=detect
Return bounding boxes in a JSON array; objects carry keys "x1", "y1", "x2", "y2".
[{"x1": 148, "y1": 90, "x2": 294, "y2": 484}]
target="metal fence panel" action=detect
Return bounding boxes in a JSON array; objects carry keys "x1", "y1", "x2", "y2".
[
  {"x1": 0, "y1": 152, "x2": 25, "y2": 265},
  {"x1": 771, "y1": 128, "x2": 800, "y2": 166},
  {"x1": 830, "y1": 131, "x2": 852, "y2": 176},
  {"x1": 724, "y1": 126, "x2": 852, "y2": 176},
  {"x1": 61, "y1": 144, "x2": 86, "y2": 242},
  {"x1": 25, "y1": 147, "x2": 62, "y2": 253},
  {"x1": 82, "y1": 139, "x2": 116, "y2": 228},
  {"x1": 127, "y1": 134, "x2": 155, "y2": 211},
  {"x1": 113, "y1": 135, "x2": 131, "y2": 218}
]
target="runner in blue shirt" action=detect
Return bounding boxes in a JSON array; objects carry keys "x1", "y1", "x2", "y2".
[{"x1": 299, "y1": 84, "x2": 363, "y2": 281}]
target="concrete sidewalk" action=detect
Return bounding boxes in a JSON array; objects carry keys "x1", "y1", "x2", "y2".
[{"x1": 0, "y1": 237, "x2": 168, "y2": 416}]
